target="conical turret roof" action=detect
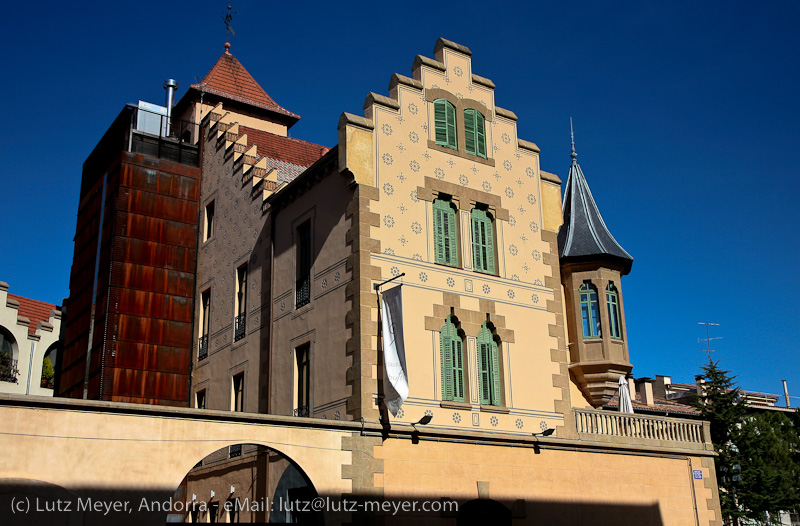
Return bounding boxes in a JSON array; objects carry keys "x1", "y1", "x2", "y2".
[{"x1": 557, "y1": 134, "x2": 633, "y2": 274}]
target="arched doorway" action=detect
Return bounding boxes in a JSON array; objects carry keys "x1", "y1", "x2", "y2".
[{"x1": 175, "y1": 443, "x2": 321, "y2": 524}]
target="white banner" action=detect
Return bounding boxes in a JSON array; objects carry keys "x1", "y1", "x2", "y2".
[{"x1": 380, "y1": 285, "x2": 408, "y2": 416}]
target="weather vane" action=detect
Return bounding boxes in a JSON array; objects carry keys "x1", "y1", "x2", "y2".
[{"x1": 223, "y1": 2, "x2": 236, "y2": 38}]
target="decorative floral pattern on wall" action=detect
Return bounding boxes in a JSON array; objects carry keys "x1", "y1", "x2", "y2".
[{"x1": 382, "y1": 153, "x2": 393, "y2": 165}]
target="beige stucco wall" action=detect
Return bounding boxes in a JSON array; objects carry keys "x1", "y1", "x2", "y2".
[
  {"x1": 0, "y1": 398, "x2": 352, "y2": 500},
  {"x1": 350, "y1": 41, "x2": 566, "y2": 434},
  {"x1": 376, "y1": 438, "x2": 718, "y2": 525},
  {"x1": 0, "y1": 283, "x2": 60, "y2": 396}
]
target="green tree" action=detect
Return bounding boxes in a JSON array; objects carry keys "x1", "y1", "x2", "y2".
[
  {"x1": 41, "y1": 356, "x2": 54, "y2": 389},
  {"x1": 735, "y1": 411, "x2": 800, "y2": 523},
  {"x1": 692, "y1": 360, "x2": 747, "y2": 524},
  {"x1": 693, "y1": 360, "x2": 800, "y2": 524}
]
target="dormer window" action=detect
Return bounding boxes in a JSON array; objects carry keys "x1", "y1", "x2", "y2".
[
  {"x1": 433, "y1": 99, "x2": 457, "y2": 150},
  {"x1": 464, "y1": 109, "x2": 486, "y2": 158}
]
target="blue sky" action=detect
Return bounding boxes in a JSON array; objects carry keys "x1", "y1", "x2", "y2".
[{"x1": 1, "y1": 1, "x2": 798, "y2": 401}]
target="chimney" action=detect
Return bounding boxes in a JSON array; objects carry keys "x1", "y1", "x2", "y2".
[
  {"x1": 636, "y1": 377, "x2": 654, "y2": 405},
  {"x1": 164, "y1": 79, "x2": 178, "y2": 136},
  {"x1": 654, "y1": 375, "x2": 671, "y2": 399}
]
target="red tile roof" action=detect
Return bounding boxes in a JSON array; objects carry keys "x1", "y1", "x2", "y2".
[
  {"x1": 605, "y1": 392, "x2": 700, "y2": 416},
  {"x1": 241, "y1": 126, "x2": 328, "y2": 169},
  {"x1": 192, "y1": 46, "x2": 299, "y2": 121},
  {"x1": 8, "y1": 294, "x2": 58, "y2": 336}
]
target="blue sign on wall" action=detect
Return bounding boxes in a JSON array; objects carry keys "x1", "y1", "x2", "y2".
[{"x1": 692, "y1": 470, "x2": 703, "y2": 480}]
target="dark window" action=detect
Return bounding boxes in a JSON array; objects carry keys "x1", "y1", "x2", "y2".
[
  {"x1": 196, "y1": 389, "x2": 206, "y2": 409},
  {"x1": 234, "y1": 265, "x2": 247, "y2": 342},
  {"x1": 606, "y1": 283, "x2": 622, "y2": 340},
  {"x1": 199, "y1": 290, "x2": 210, "y2": 361},
  {"x1": 296, "y1": 221, "x2": 312, "y2": 308},
  {"x1": 232, "y1": 373, "x2": 244, "y2": 412},
  {"x1": 205, "y1": 201, "x2": 215, "y2": 241},
  {"x1": 295, "y1": 344, "x2": 310, "y2": 417}
]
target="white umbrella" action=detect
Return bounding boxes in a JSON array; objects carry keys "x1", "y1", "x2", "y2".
[{"x1": 618, "y1": 376, "x2": 634, "y2": 414}]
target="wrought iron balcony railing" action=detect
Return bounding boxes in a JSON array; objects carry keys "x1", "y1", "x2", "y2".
[
  {"x1": 234, "y1": 314, "x2": 246, "y2": 342},
  {"x1": 198, "y1": 335, "x2": 209, "y2": 361},
  {"x1": 0, "y1": 358, "x2": 19, "y2": 384},
  {"x1": 293, "y1": 405, "x2": 309, "y2": 418},
  {"x1": 296, "y1": 276, "x2": 311, "y2": 308}
]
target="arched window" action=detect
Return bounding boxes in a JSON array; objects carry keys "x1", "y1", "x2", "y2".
[
  {"x1": 464, "y1": 109, "x2": 486, "y2": 158},
  {"x1": 606, "y1": 283, "x2": 622, "y2": 340},
  {"x1": 0, "y1": 327, "x2": 19, "y2": 384},
  {"x1": 471, "y1": 208, "x2": 495, "y2": 274},
  {"x1": 477, "y1": 321, "x2": 502, "y2": 406},
  {"x1": 440, "y1": 316, "x2": 465, "y2": 402},
  {"x1": 579, "y1": 281, "x2": 602, "y2": 338},
  {"x1": 433, "y1": 198, "x2": 459, "y2": 266},
  {"x1": 41, "y1": 344, "x2": 57, "y2": 389},
  {"x1": 434, "y1": 99, "x2": 457, "y2": 150}
]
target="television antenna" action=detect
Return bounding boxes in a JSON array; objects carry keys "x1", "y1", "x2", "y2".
[{"x1": 698, "y1": 321, "x2": 721, "y2": 360}]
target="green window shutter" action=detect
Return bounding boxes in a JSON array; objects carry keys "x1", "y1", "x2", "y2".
[
  {"x1": 490, "y1": 339, "x2": 501, "y2": 405},
  {"x1": 440, "y1": 323, "x2": 454, "y2": 401},
  {"x1": 433, "y1": 199, "x2": 458, "y2": 266},
  {"x1": 434, "y1": 99, "x2": 448, "y2": 146},
  {"x1": 464, "y1": 109, "x2": 476, "y2": 156},
  {"x1": 471, "y1": 209, "x2": 495, "y2": 274},
  {"x1": 453, "y1": 338, "x2": 465, "y2": 402},
  {"x1": 479, "y1": 342, "x2": 491, "y2": 405},
  {"x1": 476, "y1": 112, "x2": 486, "y2": 158},
  {"x1": 434, "y1": 99, "x2": 457, "y2": 150},
  {"x1": 445, "y1": 101, "x2": 457, "y2": 149},
  {"x1": 478, "y1": 322, "x2": 501, "y2": 406},
  {"x1": 434, "y1": 204, "x2": 445, "y2": 264}
]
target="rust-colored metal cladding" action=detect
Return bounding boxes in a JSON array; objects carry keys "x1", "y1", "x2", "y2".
[{"x1": 57, "y1": 104, "x2": 200, "y2": 407}]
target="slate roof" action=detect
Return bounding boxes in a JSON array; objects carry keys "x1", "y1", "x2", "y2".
[
  {"x1": 188, "y1": 44, "x2": 300, "y2": 124},
  {"x1": 557, "y1": 138, "x2": 633, "y2": 274},
  {"x1": 8, "y1": 293, "x2": 58, "y2": 336}
]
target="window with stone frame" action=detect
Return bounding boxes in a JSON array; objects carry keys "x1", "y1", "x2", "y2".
[
  {"x1": 433, "y1": 198, "x2": 459, "y2": 267},
  {"x1": 440, "y1": 315, "x2": 465, "y2": 403},
  {"x1": 477, "y1": 321, "x2": 502, "y2": 406}
]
